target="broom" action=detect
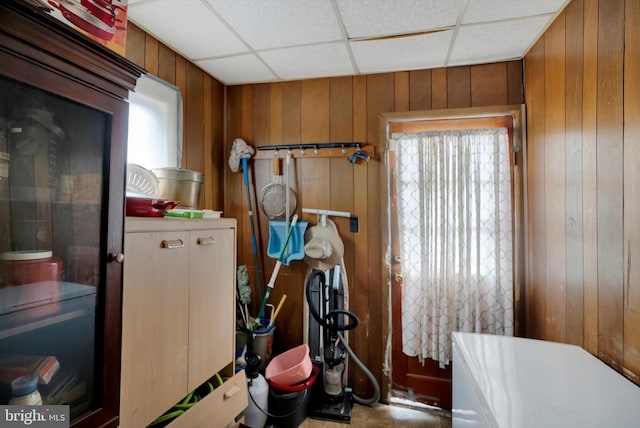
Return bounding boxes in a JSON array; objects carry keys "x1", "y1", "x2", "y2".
[{"x1": 256, "y1": 215, "x2": 298, "y2": 322}]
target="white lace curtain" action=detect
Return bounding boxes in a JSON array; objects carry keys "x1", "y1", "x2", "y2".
[{"x1": 393, "y1": 128, "x2": 514, "y2": 368}]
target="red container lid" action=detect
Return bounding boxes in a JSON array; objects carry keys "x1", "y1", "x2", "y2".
[{"x1": 267, "y1": 364, "x2": 319, "y2": 392}]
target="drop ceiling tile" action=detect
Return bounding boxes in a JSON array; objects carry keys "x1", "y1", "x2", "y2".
[
  {"x1": 351, "y1": 30, "x2": 453, "y2": 74},
  {"x1": 462, "y1": 0, "x2": 569, "y2": 24},
  {"x1": 196, "y1": 54, "x2": 277, "y2": 85},
  {"x1": 126, "y1": 0, "x2": 570, "y2": 85},
  {"x1": 206, "y1": 0, "x2": 343, "y2": 50},
  {"x1": 259, "y1": 43, "x2": 354, "y2": 81},
  {"x1": 128, "y1": 0, "x2": 247, "y2": 60},
  {"x1": 336, "y1": 0, "x2": 464, "y2": 39},
  {"x1": 448, "y1": 16, "x2": 552, "y2": 66}
]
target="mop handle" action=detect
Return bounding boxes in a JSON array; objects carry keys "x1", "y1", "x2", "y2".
[
  {"x1": 242, "y1": 157, "x2": 263, "y2": 300},
  {"x1": 264, "y1": 215, "x2": 298, "y2": 289},
  {"x1": 258, "y1": 215, "x2": 298, "y2": 319},
  {"x1": 242, "y1": 158, "x2": 249, "y2": 186},
  {"x1": 242, "y1": 158, "x2": 257, "y2": 254},
  {"x1": 278, "y1": 214, "x2": 298, "y2": 262},
  {"x1": 256, "y1": 287, "x2": 271, "y2": 329}
]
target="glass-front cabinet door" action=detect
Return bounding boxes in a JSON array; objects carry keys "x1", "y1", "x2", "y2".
[
  {"x1": 0, "y1": 75, "x2": 107, "y2": 418},
  {"x1": 0, "y1": 2, "x2": 141, "y2": 426}
]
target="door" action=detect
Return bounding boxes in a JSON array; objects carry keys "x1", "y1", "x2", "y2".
[
  {"x1": 121, "y1": 230, "x2": 190, "y2": 428},
  {"x1": 387, "y1": 113, "x2": 524, "y2": 411},
  {"x1": 188, "y1": 227, "x2": 235, "y2": 390},
  {"x1": 388, "y1": 145, "x2": 452, "y2": 410}
]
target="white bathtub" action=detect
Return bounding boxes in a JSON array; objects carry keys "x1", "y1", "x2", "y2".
[{"x1": 452, "y1": 332, "x2": 640, "y2": 428}]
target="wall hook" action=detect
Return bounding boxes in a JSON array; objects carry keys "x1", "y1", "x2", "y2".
[{"x1": 348, "y1": 150, "x2": 370, "y2": 164}]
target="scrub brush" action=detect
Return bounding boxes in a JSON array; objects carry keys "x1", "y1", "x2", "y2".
[{"x1": 236, "y1": 265, "x2": 252, "y2": 329}]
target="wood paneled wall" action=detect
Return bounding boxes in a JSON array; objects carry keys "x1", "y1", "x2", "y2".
[
  {"x1": 524, "y1": 0, "x2": 640, "y2": 385},
  {"x1": 121, "y1": 2, "x2": 640, "y2": 397},
  {"x1": 226, "y1": 62, "x2": 524, "y2": 396},
  {"x1": 124, "y1": 23, "x2": 225, "y2": 211},
  {"x1": 124, "y1": 20, "x2": 527, "y2": 397}
]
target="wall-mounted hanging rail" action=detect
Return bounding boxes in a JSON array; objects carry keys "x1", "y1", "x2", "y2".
[{"x1": 253, "y1": 142, "x2": 374, "y2": 161}]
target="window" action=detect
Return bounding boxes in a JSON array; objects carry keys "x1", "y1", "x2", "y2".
[{"x1": 127, "y1": 74, "x2": 182, "y2": 170}]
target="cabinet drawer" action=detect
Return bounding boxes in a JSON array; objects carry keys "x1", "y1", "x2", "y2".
[{"x1": 166, "y1": 371, "x2": 248, "y2": 428}]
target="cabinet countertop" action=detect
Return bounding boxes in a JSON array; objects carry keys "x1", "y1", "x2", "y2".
[{"x1": 125, "y1": 217, "x2": 237, "y2": 233}]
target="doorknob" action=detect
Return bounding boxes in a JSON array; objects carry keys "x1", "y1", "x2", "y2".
[{"x1": 108, "y1": 253, "x2": 124, "y2": 263}]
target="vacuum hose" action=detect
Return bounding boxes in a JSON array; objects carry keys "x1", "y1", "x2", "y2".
[{"x1": 306, "y1": 270, "x2": 381, "y2": 406}]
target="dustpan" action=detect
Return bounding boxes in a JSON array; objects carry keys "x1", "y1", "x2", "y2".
[{"x1": 267, "y1": 220, "x2": 308, "y2": 265}]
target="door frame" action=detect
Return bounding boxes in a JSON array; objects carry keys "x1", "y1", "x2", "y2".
[{"x1": 378, "y1": 105, "x2": 528, "y2": 406}]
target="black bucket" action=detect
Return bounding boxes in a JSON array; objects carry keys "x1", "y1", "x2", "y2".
[{"x1": 267, "y1": 364, "x2": 319, "y2": 428}]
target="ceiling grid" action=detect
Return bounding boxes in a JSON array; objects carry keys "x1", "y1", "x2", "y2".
[{"x1": 127, "y1": 0, "x2": 570, "y2": 85}]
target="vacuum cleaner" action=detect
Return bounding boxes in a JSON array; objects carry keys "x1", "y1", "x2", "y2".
[{"x1": 305, "y1": 267, "x2": 380, "y2": 423}]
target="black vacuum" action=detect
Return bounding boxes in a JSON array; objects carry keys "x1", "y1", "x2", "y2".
[{"x1": 305, "y1": 268, "x2": 380, "y2": 423}]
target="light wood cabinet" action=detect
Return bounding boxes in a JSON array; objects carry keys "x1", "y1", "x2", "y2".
[
  {"x1": 188, "y1": 227, "x2": 235, "y2": 391},
  {"x1": 120, "y1": 217, "x2": 246, "y2": 428}
]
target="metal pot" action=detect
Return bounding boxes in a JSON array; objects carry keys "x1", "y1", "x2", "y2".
[{"x1": 151, "y1": 168, "x2": 203, "y2": 209}]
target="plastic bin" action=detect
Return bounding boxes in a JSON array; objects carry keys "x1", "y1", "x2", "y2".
[
  {"x1": 236, "y1": 322, "x2": 276, "y2": 370},
  {"x1": 265, "y1": 344, "x2": 312, "y2": 386},
  {"x1": 267, "y1": 364, "x2": 319, "y2": 428}
]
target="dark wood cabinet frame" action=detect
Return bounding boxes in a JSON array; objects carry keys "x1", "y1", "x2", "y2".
[{"x1": 0, "y1": 2, "x2": 143, "y2": 427}]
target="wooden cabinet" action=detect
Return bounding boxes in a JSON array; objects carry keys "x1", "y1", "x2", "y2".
[
  {"x1": 0, "y1": 2, "x2": 141, "y2": 427},
  {"x1": 120, "y1": 226, "x2": 189, "y2": 424},
  {"x1": 120, "y1": 218, "x2": 246, "y2": 428},
  {"x1": 187, "y1": 227, "x2": 235, "y2": 390}
]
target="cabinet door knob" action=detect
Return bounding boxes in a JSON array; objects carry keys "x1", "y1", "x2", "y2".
[
  {"x1": 161, "y1": 239, "x2": 184, "y2": 249},
  {"x1": 109, "y1": 253, "x2": 124, "y2": 263}
]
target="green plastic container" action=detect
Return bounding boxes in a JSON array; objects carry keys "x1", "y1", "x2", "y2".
[{"x1": 165, "y1": 209, "x2": 204, "y2": 219}]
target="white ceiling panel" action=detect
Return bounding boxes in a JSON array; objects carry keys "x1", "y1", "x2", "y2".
[
  {"x1": 206, "y1": 0, "x2": 343, "y2": 50},
  {"x1": 337, "y1": 0, "x2": 464, "y2": 38},
  {"x1": 128, "y1": 0, "x2": 247, "y2": 59},
  {"x1": 196, "y1": 54, "x2": 277, "y2": 85},
  {"x1": 126, "y1": 0, "x2": 570, "y2": 85},
  {"x1": 462, "y1": 0, "x2": 569, "y2": 24},
  {"x1": 260, "y1": 43, "x2": 355, "y2": 81},
  {"x1": 351, "y1": 30, "x2": 453, "y2": 74},
  {"x1": 449, "y1": 16, "x2": 552, "y2": 66}
]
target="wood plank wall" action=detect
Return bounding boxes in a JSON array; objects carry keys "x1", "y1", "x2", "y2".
[
  {"x1": 124, "y1": 20, "x2": 526, "y2": 398},
  {"x1": 524, "y1": 0, "x2": 640, "y2": 385},
  {"x1": 226, "y1": 62, "x2": 524, "y2": 396},
  {"x1": 124, "y1": 23, "x2": 225, "y2": 211}
]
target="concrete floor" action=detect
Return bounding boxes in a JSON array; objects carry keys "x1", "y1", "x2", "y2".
[{"x1": 297, "y1": 403, "x2": 452, "y2": 428}]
